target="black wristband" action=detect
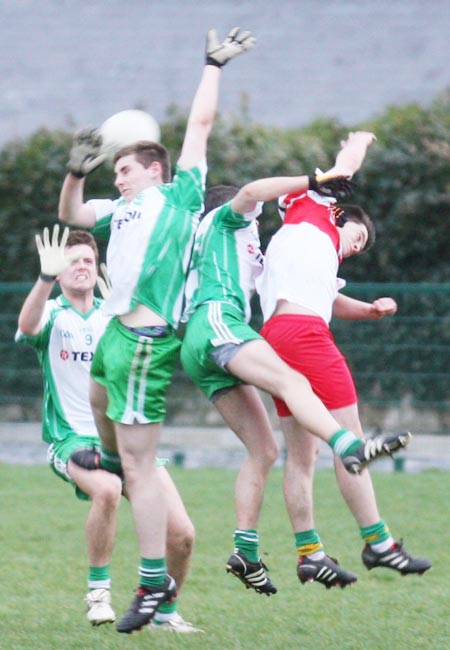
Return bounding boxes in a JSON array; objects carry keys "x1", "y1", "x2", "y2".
[
  {"x1": 69, "y1": 170, "x2": 85, "y2": 179},
  {"x1": 39, "y1": 272, "x2": 57, "y2": 283},
  {"x1": 205, "y1": 56, "x2": 223, "y2": 68},
  {"x1": 308, "y1": 174, "x2": 318, "y2": 192}
]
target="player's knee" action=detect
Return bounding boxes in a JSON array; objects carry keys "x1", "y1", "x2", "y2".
[
  {"x1": 119, "y1": 454, "x2": 153, "y2": 487},
  {"x1": 286, "y1": 455, "x2": 315, "y2": 477},
  {"x1": 180, "y1": 521, "x2": 196, "y2": 555},
  {"x1": 266, "y1": 439, "x2": 279, "y2": 466},
  {"x1": 254, "y1": 437, "x2": 279, "y2": 468},
  {"x1": 167, "y1": 521, "x2": 195, "y2": 560},
  {"x1": 94, "y1": 475, "x2": 122, "y2": 508}
]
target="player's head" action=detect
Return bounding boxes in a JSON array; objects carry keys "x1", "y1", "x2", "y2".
[
  {"x1": 113, "y1": 141, "x2": 171, "y2": 202},
  {"x1": 66, "y1": 230, "x2": 99, "y2": 263},
  {"x1": 114, "y1": 140, "x2": 171, "y2": 181},
  {"x1": 337, "y1": 204, "x2": 375, "y2": 257},
  {"x1": 59, "y1": 230, "x2": 99, "y2": 294},
  {"x1": 203, "y1": 184, "x2": 240, "y2": 217}
]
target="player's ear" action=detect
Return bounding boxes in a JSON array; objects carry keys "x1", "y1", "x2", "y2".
[{"x1": 149, "y1": 160, "x2": 163, "y2": 179}]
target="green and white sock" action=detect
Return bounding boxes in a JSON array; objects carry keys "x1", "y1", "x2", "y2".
[
  {"x1": 329, "y1": 428, "x2": 363, "y2": 459},
  {"x1": 153, "y1": 599, "x2": 177, "y2": 623},
  {"x1": 295, "y1": 530, "x2": 325, "y2": 560},
  {"x1": 233, "y1": 529, "x2": 259, "y2": 563},
  {"x1": 360, "y1": 520, "x2": 394, "y2": 553},
  {"x1": 88, "y1": 565, "x2": 111, "y2": 590},
  {"x1": 139, "y1": 558, "x2": 167, "y2": 588}
]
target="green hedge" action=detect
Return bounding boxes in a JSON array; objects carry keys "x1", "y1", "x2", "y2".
[{"x1": 3, "y1": 283, "x2": 449, "y2": 414}]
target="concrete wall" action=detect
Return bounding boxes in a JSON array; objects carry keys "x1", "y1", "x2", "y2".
[{"x1": 1, "y1": 0, "x2": 449, "y2": 146}]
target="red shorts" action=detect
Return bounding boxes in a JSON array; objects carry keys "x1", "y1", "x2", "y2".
[{"x1": 260, "y1": 314, "x2": 357, "y2": 415}]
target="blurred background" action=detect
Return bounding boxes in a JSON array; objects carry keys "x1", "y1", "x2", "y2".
[
  {"x1": 1, "y1": 0, "x2": 449, "y2": 140},
  {"x1": 0, "y1": 0, "x2": 449, "y2": 466}
]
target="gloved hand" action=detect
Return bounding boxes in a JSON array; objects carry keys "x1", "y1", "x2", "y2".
[
  {"x1": 35, "y1": 225, "x2": 80, "y2": 281},
  {"x1": 308, "y1": 172, "x2": 356, "y2": 200},
  {"x1": 67, "y1": 127, "x2": 106, "y2": 178},
  {"x1": 205, "y1": 27, "x2": 255, "y2": 67},
  {"x1": 96, "y1": 262, "x2": 112, "y2": 300}
]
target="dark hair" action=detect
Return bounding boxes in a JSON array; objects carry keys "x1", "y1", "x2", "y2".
[
  {"x1": 66, "y1": 230, "x2": 99, "y2": 262},
  {"x1": 203, "y1": 184, "x2": 240, "y2": 217},
  {"x1": 113, "y1": 140, "x2": 171, "y2": 182},
  {"x1": 337, "y1": 204, "x2": 376, "y2": 252}
]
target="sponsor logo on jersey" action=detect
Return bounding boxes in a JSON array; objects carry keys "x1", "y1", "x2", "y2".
[
  {"x1": 59, "y1": 349, "x2": 94, "y2": 362},
  {"x1": 112, "y1": 208, "x2": 142, "y2": 230}
]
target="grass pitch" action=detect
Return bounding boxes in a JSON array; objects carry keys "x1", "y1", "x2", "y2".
[{"x1": 0, "y1": 464, "x2": 448, "y2": 650}]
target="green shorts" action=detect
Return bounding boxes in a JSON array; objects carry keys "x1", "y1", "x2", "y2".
[
  {"x1": 48, "y1": 435, "x2": 100, "y2": 501},
  {"x1": 48, "y1": 435, "x2": 168, "y2": 501},
  {"x1": 91, "y1": 317, "x2": 181, "y2": 424},
  {"x1": 180, "y1": 302, "x2": 261, "y2": 400}
]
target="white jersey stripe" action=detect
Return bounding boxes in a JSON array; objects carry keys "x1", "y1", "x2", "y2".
[
  {"x1": 208, "y1": 302, "x2": 243, "y2": 346},
  {"x1": 137, "y1": 339, "x2": 152, "y2": 415},
  {"x1": 124, "y1": 339, "x2": 146, "y2": 423}
]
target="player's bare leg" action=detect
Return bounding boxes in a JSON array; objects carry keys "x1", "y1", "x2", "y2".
[
  {"x1": 115, "y1": 421, "x2": 176, "y2": 634},
  {"x1": 67, "y1": 461, "x2": 122, "y2": 624},
  {"x1": 330, "y1": 404, "x2": 381, "y2": 526},
  {"x1": 214, "y1": 384, "x2": 278, "y2": 529},
  {"x1": 214, "y1": 384, "x2": 279, "y2": 595},
  {"x1": 330, "y1": 405, "x2": 431, "y2": 576},
  {"x1": 281, "y1": 417, "x2": 357, "y2": 589},
  {"x1": 162, "y1": 467, "x2": 195, "y2": 589},
  {"x1": 226, "y1": 339, "x2": 411, "y2": 473},
  {"x1": 149, "y1": 467, "x2": 203, "y2": 633},
  {"x1": 226, "y1": 339, "x2": 349, "y2": 441}
]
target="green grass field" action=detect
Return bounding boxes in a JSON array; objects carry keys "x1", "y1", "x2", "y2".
[{"x1": 0, "y1": 464, "x2": 448, "y2": 650}]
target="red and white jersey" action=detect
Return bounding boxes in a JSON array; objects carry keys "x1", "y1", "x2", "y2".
[{"x1": 256, "y1": 191, "x2": 344, "y2": 324}]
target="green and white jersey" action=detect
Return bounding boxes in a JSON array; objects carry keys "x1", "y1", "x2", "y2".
[
  {"x1": 90, "y1": 162, "x2": 206, "y2": 328},
  {"x1": 183, "y1": 200, "x2": 263, "y2": 323},
  {"x1": 15, "y1": 295, "x2": 110, "y2": 444}
]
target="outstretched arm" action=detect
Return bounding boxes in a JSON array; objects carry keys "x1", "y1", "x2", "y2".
[
  {"x1": 177, "y1": 65, "x2": 221, "y2": 171},
  {"x1": 333, "y1": 293, "x2": 398, "y2": 320},
  {"x1": 178, "y1": 27, "x2": 255, "y2": 170},
  {"x1": 231, "y1": 133, "x2": 376, "y2": 213},
  {"x1": 325, "y1": 131, "x2": 377, "y2": 179},
  {"x1": 58, "y1": 128, "x2": 104, "y2": 227},
  {"x1": 231, "y1": 175, "x2": 310, "y2": 214},
  {"x1": 231, "y1": 132, "x2": 377, "y2": 215},
  {"x1": 18, "y1": 278, "x2": 55, "y2": 336},
  {"x1": 18, "y1": 225, "x2": 80, "y2": 335}
]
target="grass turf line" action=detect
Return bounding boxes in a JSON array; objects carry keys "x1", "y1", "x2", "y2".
[{"x1": 0, "y1": 465, "x2": 448, "y2": 650}]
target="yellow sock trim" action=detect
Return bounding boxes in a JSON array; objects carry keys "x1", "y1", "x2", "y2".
[{"x1": 297, "y1": 542, "x2": 323, "y2": 557}]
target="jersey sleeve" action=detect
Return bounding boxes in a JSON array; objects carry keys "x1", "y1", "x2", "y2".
[
  {"x1": 159, "y1": 161, "x2": 207, "y2": 213},
  {"x1": 87, "y1": 198, "x2": 117, "y2": 239},
  {"x1": 14, "y1": 300, "x2": 56, "y2": 350},
  {"x1": 216, "y1": 201, "x2": 263, "y2": 229}
]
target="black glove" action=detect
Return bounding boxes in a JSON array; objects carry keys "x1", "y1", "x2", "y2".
[
  {"x1": 308, "y1": 172, "x2": 356, "y2": 200},
  {"x1": 67, "y1": 128, "x2": 106, "y2": 178}
]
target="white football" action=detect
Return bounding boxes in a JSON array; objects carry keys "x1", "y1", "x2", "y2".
[{"x1": 99, "y1": 109, "x2": 161, "y2": 158}]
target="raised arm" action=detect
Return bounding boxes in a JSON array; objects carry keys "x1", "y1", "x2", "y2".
[
  {"x1": 18, "y1": 278, "x2": 55, "y2": 336},
  {"x1": 178, "y1": 28, "x2": 255, "y2": 170},
  {"x1": 59, "y1": 174, "x2": 96, "y2": 227},
  {"x1": 325, "y1": 131, "x2": 377, "y2": 179},
  {"x1": 18, "y1": 225, "x2": 79, "y2": 335},
  {"x1": 58, "y1": 129, "x2": 104, "y2": 227}
]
